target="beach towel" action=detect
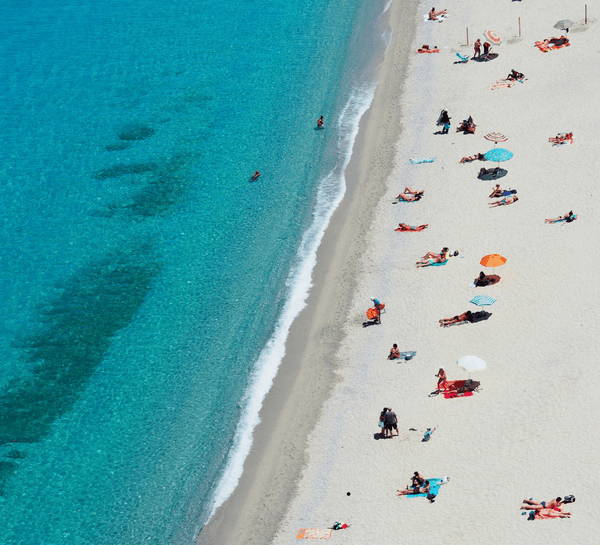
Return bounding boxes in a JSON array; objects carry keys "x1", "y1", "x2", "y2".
[
  {"x1": 399, "y1": 351, "x2": 416, "y2": 359},
  {"x1": 296, "y1": 529, "x2": 332, "y2": 539},
  {"x1": 417, "y1": 48, "x2": 440, "y2": 53},
  {"x1": 535, "y1": 40, "x2": 570, "y2": 52},
  {"x1": 396, "y1": 225, "x2": 427, "y2": 232},
  {"x1": 429, "y1": 260, "x2": 448, "y2": 267},
  {"x1": 491, "y1": 80, "x2": 515, "y2": 90},
  {"x1": 444, "y1": 390, "x2": 473, "y2": 399},
  {"x1": 405, "y1": 478, "x2": 443, "y2": 498},
  {"x1": 409, "y1": 157, "x2": 435, "y2": 164}
]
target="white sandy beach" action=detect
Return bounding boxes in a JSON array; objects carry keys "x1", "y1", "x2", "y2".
[
  {"x1": 271, "y1": 1, "x2": 600, "y2": 544},
  {"x1": 202, "y1": 1, "x2": 600, "y2": 543}
]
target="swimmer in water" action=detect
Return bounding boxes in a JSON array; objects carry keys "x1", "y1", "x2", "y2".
[
  {"x1": 250, "y1": 170, "x2": 260, "y2": 181},
  {"x1": 317, "y1": 115, "x2": 324, "y2": 129}
]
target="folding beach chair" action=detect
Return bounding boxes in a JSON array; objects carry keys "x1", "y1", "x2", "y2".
[{"x1": 455, "y1": 52, "x2": 469, "y2": 63}]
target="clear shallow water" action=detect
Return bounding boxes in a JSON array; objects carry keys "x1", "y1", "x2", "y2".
[{"x1": 0, "y1": 0, "x2": 389, "y2": 543}]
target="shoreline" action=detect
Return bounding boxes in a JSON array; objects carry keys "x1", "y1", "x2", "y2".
[{"x1": 198, "y1": 0, "x2": 420, "y2": 542}]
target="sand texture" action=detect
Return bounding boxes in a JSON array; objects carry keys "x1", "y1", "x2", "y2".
[{"x1": 271, "y1": 1, "x2": 600, "y2": 544}]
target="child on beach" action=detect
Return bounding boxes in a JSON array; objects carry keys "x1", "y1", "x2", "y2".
[{"x1": 435, "y1": 368, "x2": 447, "y2": 392}]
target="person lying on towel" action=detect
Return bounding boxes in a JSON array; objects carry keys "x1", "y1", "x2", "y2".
[
  {"x1": 396, "y1": 223, "x2": 428, "y2": 232},
  {"x1": 478, "y1": 166, "x2": 503, "y2": 178},
  {"x1": 507, "y1": 69, "x2": 524, "y2": 81},
  {"x1": 521, "y1": 498, "x2": 564, "y2": 511},
  {"x1": 547, "y1": 36, "x2": 569, "y2": 47},
  {"x1": 397, "y1": 480, "x2": 430, "y2": 496},
  {"x1": 459, "y1": 153, "x2": 485, "y2": 163},
  {"x1": 545, "y1": 210, "x2": 576, "y2": 223},
  {"x1": 416, "y1": 247, "x2": 448, "y2": 267},
  {"x1": 548, "y1": 132, "x2": 573, "y2": 145},
  {"x1": 489, "y1": 195, "x2": 518, "y2": 207},
  {"x1": 393, "y1": 187, "x2": 424, "y2": 203}
]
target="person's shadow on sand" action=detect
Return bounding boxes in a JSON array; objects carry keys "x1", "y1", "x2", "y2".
[
  {"x1": 433, "y1": 130, "x2": 449, "y2": 135},
  {"x1": 472, "y1": 53, "x2": 499, "y2": 62},
  {"x1": 362, "y1": 320, "x2": 380, "y2": 328}
]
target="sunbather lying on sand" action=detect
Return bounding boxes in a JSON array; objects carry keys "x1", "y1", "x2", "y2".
[
  {"x1": 546, "y1": 36, "x2": 569, "y2": 47},
  {"x1": 396, "y1": 223, "x2": 428, "y2": 232},
  {"x1": 428, "y1": 7, "x2": 447, "y2": 20},
  {"x1": 439, "y1": 311, "x2": 472, "y2": 327},
  {"x1": 521, "y1": 498, "x2": 563, "y2": 510},
  {"x1": 489, "y1": 184, "x2": 517, "y2": 198},
  {"x1": 397, "y1": 480, "x2": 430, "y2": 495},
  {"x1": 459, "y1": 153, "x2": 485, "y2": 163},
  {"x1": 534, "y1": 508, "x2": 572, "y2": 518},
  {"x1": 393, "y1": 187, "x2": 424, "y2": 203},
  {"x1": 548, "y1": 132, "x2": 573, "y2": 145},
  {"x1": 545, "y1": 210, "x2": 576, "y2": 223},
  {"x1": 417, "y1": 248, "x2": 457, "y2": 267},
  {"x1": 489, "y1": 195, "x2": 518, "y2": 207}
]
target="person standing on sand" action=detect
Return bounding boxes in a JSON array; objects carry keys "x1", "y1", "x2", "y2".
[
  {"x1": 383, "y1": 408, "x2": 399, "y2": 438},
  {"x1": 474, "y1": 38, "x2": 481, "y2": 58},
  {"x1": 317, "y1": 115, "x2": 324, "y2": 129},
  {"x1": 436, "y1": 368, "x2": 447, "y2": 392}
]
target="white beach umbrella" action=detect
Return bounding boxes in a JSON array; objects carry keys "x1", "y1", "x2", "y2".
[{"x1": 457, "y1": 355, "x2": 486, "y2": 378}]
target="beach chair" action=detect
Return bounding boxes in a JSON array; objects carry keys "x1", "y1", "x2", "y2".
[{"x1": 455, "y1": 52, "x2": 469, "y2": 63}]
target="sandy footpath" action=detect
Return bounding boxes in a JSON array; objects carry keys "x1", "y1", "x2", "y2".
[{"x1": 272, "y1": 0, "x2": 600, "y2": 544}]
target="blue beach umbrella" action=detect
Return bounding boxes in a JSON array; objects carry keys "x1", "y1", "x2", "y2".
[
  {"x1": 470, "y1": 295, "x2": 497, "y2": 307},
  {"x1": 484, "y1": 148, "x2": 513, "y2": 168}
]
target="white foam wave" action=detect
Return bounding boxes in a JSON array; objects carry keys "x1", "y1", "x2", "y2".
[{"x1": 202, "y1": 81, "x2": 378, "y2": 527}]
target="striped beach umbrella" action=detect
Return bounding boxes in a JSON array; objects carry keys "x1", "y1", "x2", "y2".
[
  {"x1": 484, "y1": 132, "x2": 508, "y2": 145},
  {"x1": 483, "y1": 30, "x2": 502, "y2": 46},
  {"x1": 470, "y1": 295, "x2": 497, "y2": 307}
]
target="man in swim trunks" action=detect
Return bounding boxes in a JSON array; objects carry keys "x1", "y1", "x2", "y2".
[
  {"x1": 388, "y1": 343, "x2": 401, "y2": 360},
  {"x1": 521, "y1": 497, "x2": 562, "y2": 510},
  {"x1": 250, "y1": 170, "x2": 260, "y2": 181},
  {"x1": 473, "y1": 39, "x2": 481, "y2": 58},
  {"x1": 317, "y1": 115, "x2": 324, "y2": 129},
  {"x1": 489, "y1": 185, "x2": 517, "y2": 198},
  {"x1": 411, "y1": 472, "x2": 426, "y2": 488},
  {"x1": 439, "y1": 311, "x2": 472, "y2": 327},
  {"x1": 383, "y1": 408, "x2": 399, "y2": 437}
]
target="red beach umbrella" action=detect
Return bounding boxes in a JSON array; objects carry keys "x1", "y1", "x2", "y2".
[{"x1": 483, "y1": 30, "x2": 502, "y2": 46}]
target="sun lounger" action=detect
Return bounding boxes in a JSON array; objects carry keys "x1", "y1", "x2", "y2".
[{"x1": 455, "y1": 52, "x2": 469, "y2": 63}]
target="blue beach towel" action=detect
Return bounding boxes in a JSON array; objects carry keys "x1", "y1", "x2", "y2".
[
  {"x1": 429, "y1": 260, "x2": 448, "y2": 267},
  {"x1": 409, "y1": 157, "x2": 435, "y2": 164},
  {"x1": 406, "y1": 478, "x2": 443, "y2": 498}
]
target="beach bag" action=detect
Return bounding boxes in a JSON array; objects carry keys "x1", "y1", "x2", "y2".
[
  {"x1": 426, "y1": 493, "x2": 436, "y2": 502},
  {"x1": 563, "y1": 495, "x2": 576, "y2": 504},
  {"x1": 378, "y1": 421, "x2": 384, "y2": 428}
]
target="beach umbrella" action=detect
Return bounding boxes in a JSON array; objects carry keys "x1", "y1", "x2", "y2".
[
  {"x1": 484, "y1": 148, "x2": 513, "y2": 168},
  {"x1": 470, "y1": 295, "x2": 497, "y2": 307},
  {"x1": 554, "y1": 19, "x2": 575, "y2": 32},
  {"x1": 484, "y1": 132, "x2": 508, "y2": 145},
  {"x1": 480, "y1": 253, "x2": 506, "y2": 271},
  {"x1": 457, "y1": 355, "x2": 487, "y2": 378},
  {"x1": 483, "y1": 30, "x2": 502, "y2": 46}
]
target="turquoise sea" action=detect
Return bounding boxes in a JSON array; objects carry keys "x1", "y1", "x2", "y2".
[{"x1": 0, "y1": 0, "x2": 390, "y2": 543}]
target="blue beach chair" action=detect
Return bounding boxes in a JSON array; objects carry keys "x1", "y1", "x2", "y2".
[{"x1": 456, "y1": 52, "x2": 469, "y2": 63}]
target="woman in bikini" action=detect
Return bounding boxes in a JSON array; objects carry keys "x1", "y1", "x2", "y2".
[
  {"x1": 545, "y1": 211, "x2": 576, "y2": 223},
  {"x1": 396, "y1": 223, "x2": 428, "y2": 232},
  {"x1": 459, "y1": 153, "x2": 485, "y2": 163}
]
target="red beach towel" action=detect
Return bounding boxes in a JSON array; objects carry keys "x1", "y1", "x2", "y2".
[{"x1": 296, "y1": 528, "x2": 332, "y2": 539}]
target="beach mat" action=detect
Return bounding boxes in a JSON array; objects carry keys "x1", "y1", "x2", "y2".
[
  {"x1": 405, "y1": 478, "x2": 442, "y2": 497},
  {"x1": 296, "y1": 528, "x2": 332, "y2": 539}
]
